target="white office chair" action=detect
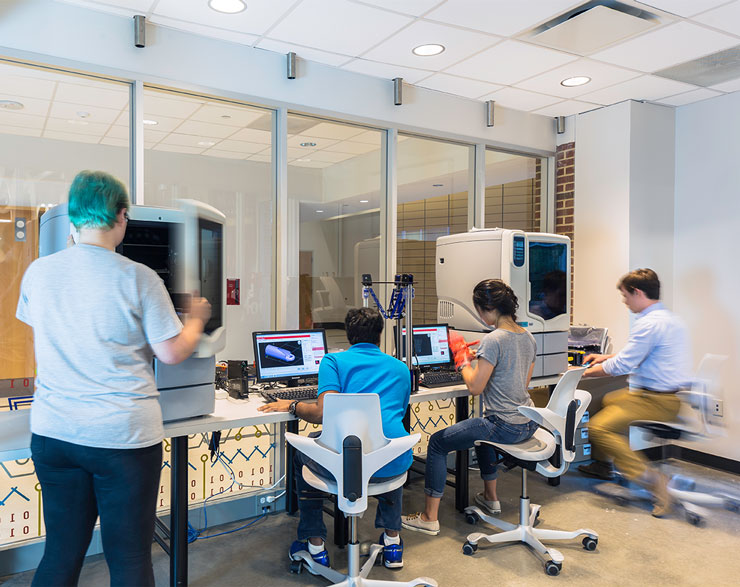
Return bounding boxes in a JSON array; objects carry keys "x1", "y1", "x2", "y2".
[
  {"x1": 463, "y1": 368, "x2": 598, "y2": 576},
  {"x1": 628, "y1": 354, "x2": 739, "y2": 525},
  {"x1": 286, "y1": 393, "x2": 437, "y2": 587}
]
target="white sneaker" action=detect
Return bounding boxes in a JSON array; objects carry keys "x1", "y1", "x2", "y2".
[
  {"x1": 401, "y1": 512, "x2": 440, "y2": 536},
  {"x1": 474, "y1": 493, "x2": 501, "y2": 515}
]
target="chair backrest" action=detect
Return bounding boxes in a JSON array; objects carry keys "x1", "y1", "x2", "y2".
[
  {"x1": 285, "y1": 393, "x2": 420, "y2": 515},
  {"x1": 678, "y1": 353, "x2": 727, "y2": 438},
  {"x1": 517, "y1": 367, "x2": 591, "y2": 477}
]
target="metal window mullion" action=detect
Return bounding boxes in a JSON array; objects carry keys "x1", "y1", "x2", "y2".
[
  {"x1": 130, "y1": 80, "x2": 144, "y2": 204},
  {"x1": 544, "y1": 156, "x2": 555, "y2": 233},
  {"x1": 380, "y1": 128, "x2": 397, "y2": 353},
  {"x1": 274, "y1": 107, "x2": 288, "y2": 330},
  {"x1": 471, "y1": 144, "x2": 485, "y2": 229}
]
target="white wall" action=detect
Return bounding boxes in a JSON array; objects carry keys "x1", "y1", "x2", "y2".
[{"x1": 674, "y1": 91, "x2": 740, "y2": 460}]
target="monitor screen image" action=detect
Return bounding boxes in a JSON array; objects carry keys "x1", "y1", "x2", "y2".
[
  {"x1": 396, "y1": 324, "x2": 451, "y2": 368},
  {"x1": 253, "y1": 329, "x2": 328, "y2": 383}
]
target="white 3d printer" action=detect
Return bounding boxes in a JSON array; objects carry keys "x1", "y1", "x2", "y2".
[
  {"x1": 436, "y1": 228, "x2": 570, "y2": 377},
  {"x1": 39, "y1": 200, "x2": 226, "y2": 421}
]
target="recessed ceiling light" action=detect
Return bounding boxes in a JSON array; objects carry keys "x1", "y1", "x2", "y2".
[
  {"x1": 198, "y1": 141, "x2": 216, "y2": 147},
  {"x1": 300, "y1": 142, "x2": 317, "y2": 147},
  {"x1": 0, "y1": 100, "x2": 23, "y2": 110},
  {"x1": 413, "y1": 44, "x2": 445, "y2": 57},
  {"x1": 143, "y1": 119, "x2": 158, "y2": 125},
  {"x1": 208, "y1": 0, "x2": 246, "y2": 14},
  {"x1": 76, "y1": 111, "x2": 90, "y2": 118},
  {"x1": 360, "y1": 200, "x2": 369, "y2": 203},
  {"x1": 316, "y1": 210, "x2": 324, "y2": 213},
  {"x1": 560, "y1": 76, "x2": 591, "y2": 87}
]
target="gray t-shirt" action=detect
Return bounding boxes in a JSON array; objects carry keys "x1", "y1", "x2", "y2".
[
  {"x1": 476, "y1": 329, "x2": 537, "y2": 424},
  {"x1": 16, "y1": 244, "x2": 183, "y2": 449}
]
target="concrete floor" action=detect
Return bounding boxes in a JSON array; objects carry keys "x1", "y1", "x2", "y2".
[{"x1": 3, "y1": 460, "x2": 740, "y2": 586}]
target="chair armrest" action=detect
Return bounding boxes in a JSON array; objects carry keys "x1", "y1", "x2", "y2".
[
  {"x1": 364, "y1": 433, "x2": 420, "y2": 479},
  {"x1": 518, "y1": 406, "x2": 563, "y2": 438},
  {"x1": 285, "y1": 432, "x2": 341, "y2": 474}
]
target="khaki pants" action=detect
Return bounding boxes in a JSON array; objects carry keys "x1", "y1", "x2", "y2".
[{"x1": 589, "y1": 388, "x2": 681, "y2": 481}]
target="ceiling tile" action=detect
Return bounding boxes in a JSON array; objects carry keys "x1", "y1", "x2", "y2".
[
  {"x1": 692, "y1": 2, "x2": 740, "y2": 36},
  {"x1": 416, "y1": 73, "x2": 503, "y2": 99},
  {"x1": 189, "y1": 103, "x2": 264, "y2": 127},
  {"x1": 153, "y1": 0, "x2": 296, "y2": 36},
  {"x1": 100, "y1": 137, "x2": 129, "y2": 147},
  {"x1": 289, "y1": 159, "x2": 333, "y2": 168},
  {"x1": 0, "y1": 94, "x2": 49, "y2": 117},
  {"x1": 363, "y1": 20, "x2": 499, "y2": 70},
  {"x1": 228, "y1": 127, "x2": 273, "y2": 143},
  {"x1": 287, "y1": 134, "x2": 340, "y2": 149},
  {"x1": 105, "y1": 125, "x2": 129, "y2": 140},
  {"x1": 269, "y1": 0, "x2": 413, "y2": 55},
  {"x1": 140, "y1": 114, "x2": 185, "y2": 133},
  {"x1": 0, "y1": 75, "x2": 56, "y2": 101},
  {"x1": 160, "y1": 133, "x2": 221, "y2": 147},
  {"x1": 579, "y1": 75, "x2": 698, "y2": 105},
  {"x1": 355, "y1": 0, "x2": 443, "y2": 16},
  {"x1": 45, "y1": 117, "x2": 110, "y2": 136},
  {"x1": 350, "y1": 129, "x2": 384, "y2": 144},
  {"x1": 43, "y1": 130, "x2": 101, "y2": 144},
  {"x1": 144, "y1": 92, "x2": 203, "y2": 118},
  {"x1": 634, "y1": 0, "x2": 731, "y2": 18},
  {"x1": 149, "y1": 16, "x2": 260, "y2": 45},
  {"x1": 516, "y1": 58, "x2": 640, "y2": 98},
  {"x1": 202, "y1": 149, "x2": 248, "y2": 160},
  {"x1": 250, "y1": 152, "x2": 272, "y2": 162},
  {"x1": 533, "y1": 99, "x2": 601, "y2": 117},
  {"x1": 153, "y1": 144, "x2": 204, "y2": 154},
  {"x1": 255, "y1": 39, "x2": 353, "y2": 67},
  {"x1": 479, "y1": 87, "x2": 561, "y2": 111},
  {"x1": 287, "y1": 147, "x2": 310, "y2": 159},
  {"x1": 214, "y1": 139, "x2": 267, "y2": 154},
  {"x1": 341, "y1": 59, "x2": 432, "y2": 84},
  {"x1": 49, "y1": 102, "x2": 121, "y2": 124},
  {"x1": 174, "y1": 120, "x2": 237, "y2": 138},
  {"x1": 0, "y1": 124, "x2": 42, "y2": 138},
  {"x1": 322, "y1": 140, "x2": 380, "y2": 155},
  {"x1": 306, "y1": 150, "x2": 355, "y2": 163},
  {"x1": 56, "y1": 1, "x2": 155, "y2": 17},
  {"x1": 592, "y1": 22, "x2": 739, "y2": 73},
  {"x1": 301, "y1": 121, "x2": 366, "y2": 141},
  {"x1": 143, "y1": 129, "x2": 169, "y2": 143},
  {"x1": 443, "y1": 40, "x2": 578, "y2": 85},
  {"x1": 710, "y1": 77, "x2": 740, "y2": 92},
  {"x1": 426, "y1": 0, "x2": 583, "y2": 36},
  {"x1": 54, "y1": 82, "x2": 129, "y2": 109},
  {"x1": 655, "y1": 87, "x2": 723, "y2": 106}
]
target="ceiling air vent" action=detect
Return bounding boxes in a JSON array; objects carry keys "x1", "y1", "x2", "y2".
[
  {"x1": 654, "y1": 46, "x2": 740, "y2": 87},
  {"x1": 527, "y1": 1, "x2": 661, "y2": 55}
]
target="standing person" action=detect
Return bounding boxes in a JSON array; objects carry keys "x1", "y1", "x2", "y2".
[
  {"x1": 578, "y1": 268, "x2": 691, "y2": 517},
  {"x1": 258, "y1": 307, "x2": 411, "y2": 570},
  {"x1": 401, "y1": 279, "x2": 538, "y2": 536},
  {"x1": 16, "y1": 170, "x2": 211, "y2": 587}
]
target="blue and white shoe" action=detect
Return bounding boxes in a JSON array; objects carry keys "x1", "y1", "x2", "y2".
[
  {"x1": 289, "y1": 540, "x2": 330, "y2": 574},
  {"x1": 379, "y1": 534, "x2": 403, "y2": 569}
]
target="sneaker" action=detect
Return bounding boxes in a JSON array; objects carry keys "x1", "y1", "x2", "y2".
[
  {"x1": 474, "y1": 492, "x2": 501, "y2": 515},
  {"x1": 401, "y1": 513, "x2": 440, "y2": 536},
  {"x1": 578, "y1": 460, "x2": 615, "y2": 481},
  {"x1": 379, "y1": 533, "x2": 403, "y2": 569},
  {"x1": 648, "y1": 472, "x2": 674, "y2": 518},
  {"x1": 289, "y1": 540, "x2": 330, "y2": 573}
]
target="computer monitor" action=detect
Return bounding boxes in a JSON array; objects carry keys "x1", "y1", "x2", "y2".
[
  {"x1": 395, "y1": 324, "x2": 452, "y2": 369},
  {"x1": 252, "y1": 329, "x2": 328, "y2": 384}
]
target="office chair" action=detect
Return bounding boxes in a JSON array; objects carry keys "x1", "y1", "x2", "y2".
[
  {"x1": 628, "y1": 354, "x2": 739, "y2": 525},
  {"x1": 462, "y1": 367, "x2": 598, "y2": 576},
  {"x1": 286, "y1": 393, "x2": 437, "y2": 587}
]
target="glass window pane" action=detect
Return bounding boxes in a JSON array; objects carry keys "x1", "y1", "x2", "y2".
[
  {"x1": 484, "y1": 150, "x2": 543, "y2": 232},
  {"x1": 142, "y1": 88, "x2": 273, "y2": 361},
  {"x1": 287, "y1": 116, "x2": 383, "y2": 350},
  {"x1": 397, "y1": 136, "x2": 472, "y2": 325},
  {"x1": 0, "y1": 61, "x2": 131, "y2": 382}
]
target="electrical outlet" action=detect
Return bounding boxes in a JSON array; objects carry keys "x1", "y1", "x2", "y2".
[{"x1": 712, "y1": 400, "x2": 724, "y2": 417}]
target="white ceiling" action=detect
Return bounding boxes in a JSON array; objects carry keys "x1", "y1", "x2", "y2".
[{"x1": 54, "y1": 0, "x2": 740, "y2": 116}]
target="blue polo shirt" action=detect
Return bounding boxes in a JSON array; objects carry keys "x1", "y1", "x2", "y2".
[{"x1": 318, "y1": 343, "x2": 412, "y2": 478}]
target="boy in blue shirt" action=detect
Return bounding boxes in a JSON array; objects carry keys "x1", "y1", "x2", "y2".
[{"x1": 259, "y1": 308, "x2": 412, "y2": 569}]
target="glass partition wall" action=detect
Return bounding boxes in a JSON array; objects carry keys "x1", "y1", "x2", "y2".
[{"x1": 484, "y1": 149, "x2": 544, "y2": 232}]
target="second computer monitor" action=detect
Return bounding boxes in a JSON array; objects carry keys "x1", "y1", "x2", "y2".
[
  {"x1": 252, "y1": 329, "x2": 328, "y2": 384},
  {"x1": 396, "y1": 324, "x2": 452, "y2": 368}
]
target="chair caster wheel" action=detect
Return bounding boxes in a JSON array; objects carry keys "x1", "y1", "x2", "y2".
[
  {"x1": 462, "y1": 541, "x2": 478, "y2": 556},
  {"x1": 289, "y1": 560, "x2": 303, "y2": 574},
  {"x1": 725, "y1": 499, "x2": 740, "y2": 513},
  {"x1": 465, "y1": 513, "x2": 479, "y2": 525},
  {"x1": 686, "y1": 512, "x2": 704, "y2": 527},
  {"x1": 545, "y1": 560, "x2": 561, "y2": 576},
  {"x1": 582, "y1": 536, "x2": 598, "y2": 551}
]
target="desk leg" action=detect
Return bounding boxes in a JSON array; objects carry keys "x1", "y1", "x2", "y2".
[
  {"x1": 286, "y1": 419, "x2": 299, "y2": 515},
  {"x1": 171, "y1": 435, "x2": 188, "y2": 587},
  {"x1": 454, "y1": 396, "x2": 469, "y2": 512}
]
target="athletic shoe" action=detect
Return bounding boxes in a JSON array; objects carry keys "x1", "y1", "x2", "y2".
[
  {"x1": 289, "y1": 540, "x2": 330, "y2": 573},
  {"x1": 474, "y1": 492, "x2": 501, "y2": 515},
  {"x1": 379, "y1": 533, "x2": 403, "y2": 569},
  {"x1": 577, "y1": 460, "x2": 615, "y2": 481},
  {"x1": 401, "y1": 512, "x2": 440, "y2": 536}
]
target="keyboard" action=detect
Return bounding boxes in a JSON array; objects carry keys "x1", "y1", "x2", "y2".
[
  {"x1": 260, "y1": 386, "x2": 319, "y2": 402},
  {"x1": 420, "y1": 371, "x2": 463, "y2": 388}
]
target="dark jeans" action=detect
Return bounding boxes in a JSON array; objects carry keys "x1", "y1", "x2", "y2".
[
  {"x1": 294, "y1": 449, "x2": 403, "y2": 541},
  {"x1": 30, "y1": 434, "x2": 162, "y2": 587},
  {"x1": 425, "y1": 415, "x2": 539, "y2": 498}
]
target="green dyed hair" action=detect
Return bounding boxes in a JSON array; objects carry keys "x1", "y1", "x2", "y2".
[{"x1": 68, "y1": 170, "x2": 129, "y2": 230}]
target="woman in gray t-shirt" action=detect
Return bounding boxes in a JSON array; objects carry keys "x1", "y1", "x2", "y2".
[{"x1": 402, "y1": 279, "x2": 538, "y2": 536}]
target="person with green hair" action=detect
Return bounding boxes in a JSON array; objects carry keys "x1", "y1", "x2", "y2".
[{"x1": 17, "y1": 170, "x2": 211, "y2": 586}]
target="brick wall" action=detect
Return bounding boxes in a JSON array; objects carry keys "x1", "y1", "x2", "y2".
[{"x1": 555, "y1": 141, "x2": 575, "y2": 316}]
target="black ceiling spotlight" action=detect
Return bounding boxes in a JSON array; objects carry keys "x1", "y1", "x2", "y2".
[
  {"x1": 393, "y1": 77, "x2": 403, "y2": 106},
  {"x1": 133, "y1": 15, "x2": 146, "y2": 48},
  {"x1": 287, "y1": 51, "x2": 296, "y2": 79}
]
